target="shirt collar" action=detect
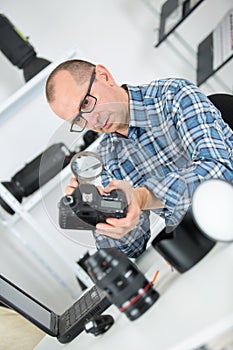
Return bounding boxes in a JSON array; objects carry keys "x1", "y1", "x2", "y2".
[
  {"x1": 122, "y1": 84, "x2": 152, "y2": 129},
  {"x1": 101, "y1": 83, "x2": 152, "y2": 147}
]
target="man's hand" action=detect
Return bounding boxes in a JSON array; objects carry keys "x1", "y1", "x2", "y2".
[
  {"x1": 95, "y1": 180, "x2": 147, "y2": 239},
  {"x1": 65, "y1": 178, "x2": 165, "y2": 239},
  {"x1": 65, "y1": 177, "x2": 104, "y2": 196},
  {"x1": 65, "y1": 177, "x2": 79, "y2": 195}
]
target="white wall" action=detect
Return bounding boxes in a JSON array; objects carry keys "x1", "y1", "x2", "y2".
[
  {"x1": 0, "y1": 0, "x2": 232, "y2": 311},
  {"x1": 1, "y1": 0, "x2": 232, "y2": 100}
]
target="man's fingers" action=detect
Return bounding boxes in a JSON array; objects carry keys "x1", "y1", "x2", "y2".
[
  {"x1": 104, "y1": 180, "x2": 133, "y2": 204},
  {"x1": 96, "y1": 185, "x2": 105, "y2": 195},
  {"x1": 95, "y1": 223, "x2": 130, "y2": 239},
  {"x1": 70, "y1": 177, "x2": 78, "y2": 187},
  {"x1": 65, "y1": 185, "x2": 75, "y2": 195},
  {"x1": 65, "y1": 177, "x2": 79, "y2": 195}
]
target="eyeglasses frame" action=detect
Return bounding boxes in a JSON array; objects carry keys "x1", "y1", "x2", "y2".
[{"x1": 70, "y1": 70, "x2": 97, "y2": 132}]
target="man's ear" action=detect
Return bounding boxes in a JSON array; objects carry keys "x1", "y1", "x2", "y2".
[{"x1": 95, "y1": 64, "x2": 115, "y2": 86}]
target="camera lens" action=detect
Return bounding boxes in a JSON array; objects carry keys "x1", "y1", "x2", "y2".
[{"x1": 85, "y1": 248, "x2": 159, "y2": 321}]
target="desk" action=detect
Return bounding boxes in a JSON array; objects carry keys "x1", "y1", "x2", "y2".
[{"x1": 35, "y1": 243, "x2": 233, "y2": 350}]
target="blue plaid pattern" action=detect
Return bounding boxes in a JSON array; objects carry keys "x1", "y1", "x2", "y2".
[{"x1": 93, "y1": 78, "x2": 233, "y2": 258}]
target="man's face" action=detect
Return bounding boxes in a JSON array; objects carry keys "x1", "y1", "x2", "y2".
[{"x1": 49, "y1": 69, "x2": 129, "y2": 135}]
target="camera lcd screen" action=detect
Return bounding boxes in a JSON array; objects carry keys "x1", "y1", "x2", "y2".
[{"x1": 101, "y1": 200, "x2": 122, "y2": 209}]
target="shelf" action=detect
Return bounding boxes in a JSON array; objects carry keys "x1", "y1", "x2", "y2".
[
  {"x1": 0, "y1": 134, "x2": 103, "y2": 227},
  {"x1": 0, "y1": 47, "x2": 99, "y2": 295},
  {"x1": 156, "y1": 0, "x2": 204, "y2": 47},
  {"x1": 197, "y1": 9, "x2": 233, "y2": 86},
  {"x1": 197, "y1": 53, "x2": 233, "y2": 87}
]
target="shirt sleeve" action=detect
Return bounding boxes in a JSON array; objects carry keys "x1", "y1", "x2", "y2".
[
  {"x1": 92, "y1": 210, "x2": 151, "y2": 258},
  {"x1": 144, "y1": 79, "x2": 233, "y2": 227}
]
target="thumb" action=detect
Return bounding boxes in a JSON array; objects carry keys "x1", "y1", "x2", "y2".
[{"x1": 104, "y1": 180, "x2": 120, "y2": 193}]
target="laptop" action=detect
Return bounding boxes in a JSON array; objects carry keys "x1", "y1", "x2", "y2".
[{"x1": 0, "y1": 275, "x2": 111, "y2": 343}]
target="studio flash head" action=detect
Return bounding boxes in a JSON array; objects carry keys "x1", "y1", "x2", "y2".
[
  {"x1": 0, "y1": 143, "x2": 74, "y2": 215},
  {"x1": 0, "y1": 13, "x2": 51, "y2": 82}
]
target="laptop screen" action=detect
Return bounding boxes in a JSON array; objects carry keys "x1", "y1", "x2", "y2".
[{"x1": 0, "y1": 276, "x2": 52, "y2": 329}]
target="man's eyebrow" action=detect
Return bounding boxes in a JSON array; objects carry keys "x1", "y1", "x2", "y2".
[{"x1": 70, "y1": 101, "x2": 82, "y2": 123}]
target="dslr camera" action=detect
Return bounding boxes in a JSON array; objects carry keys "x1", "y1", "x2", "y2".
[{"x1": 59, "y1": 184, "x2": 128, "y2": 230}]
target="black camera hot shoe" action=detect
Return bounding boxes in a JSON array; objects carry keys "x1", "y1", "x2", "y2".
[{"x1": 59, "y1": 184, "x2": 127, "y2": 230}]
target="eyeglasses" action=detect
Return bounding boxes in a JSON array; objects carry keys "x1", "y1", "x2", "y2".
[{"x1": 70, "y1": 70, "x2": 97, "y2": 132}]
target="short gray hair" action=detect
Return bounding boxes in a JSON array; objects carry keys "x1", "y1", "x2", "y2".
[{"x1": 46, "y1": 59, "x2": 95, "y2": 102}]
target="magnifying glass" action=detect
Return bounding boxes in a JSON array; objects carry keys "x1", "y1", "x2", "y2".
[
  {"x1": 192, "y1": 179, "x2": 233, "y2": 242},
  {"x1": 70, "y1": 151, "x2": 103, "y2": 184}
]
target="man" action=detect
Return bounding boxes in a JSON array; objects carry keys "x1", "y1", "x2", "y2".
[{"x1": 46, "y1": 59, "x2": 233, "y2": 258}]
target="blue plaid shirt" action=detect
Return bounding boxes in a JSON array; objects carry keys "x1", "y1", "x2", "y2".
[{"x1": 94, "y1": 78, "x2": 233, "y2": 258}]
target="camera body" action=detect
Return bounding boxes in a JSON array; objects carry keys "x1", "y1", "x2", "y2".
[
  {"x1": 84, "y1": 248, "x2": 159, "y2": 321},
  {"x1": 59, "y1": 184, "x2": 127, "y2": 230}
]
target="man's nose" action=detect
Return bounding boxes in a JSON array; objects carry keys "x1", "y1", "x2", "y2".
[{"x1": 85, "y1": 112, "x2": 101, "y2": 128}]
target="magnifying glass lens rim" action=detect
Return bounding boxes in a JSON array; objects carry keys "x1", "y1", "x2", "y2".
[{"x1": 70, "y1": 151, "x2": 103, "y2": 181}]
